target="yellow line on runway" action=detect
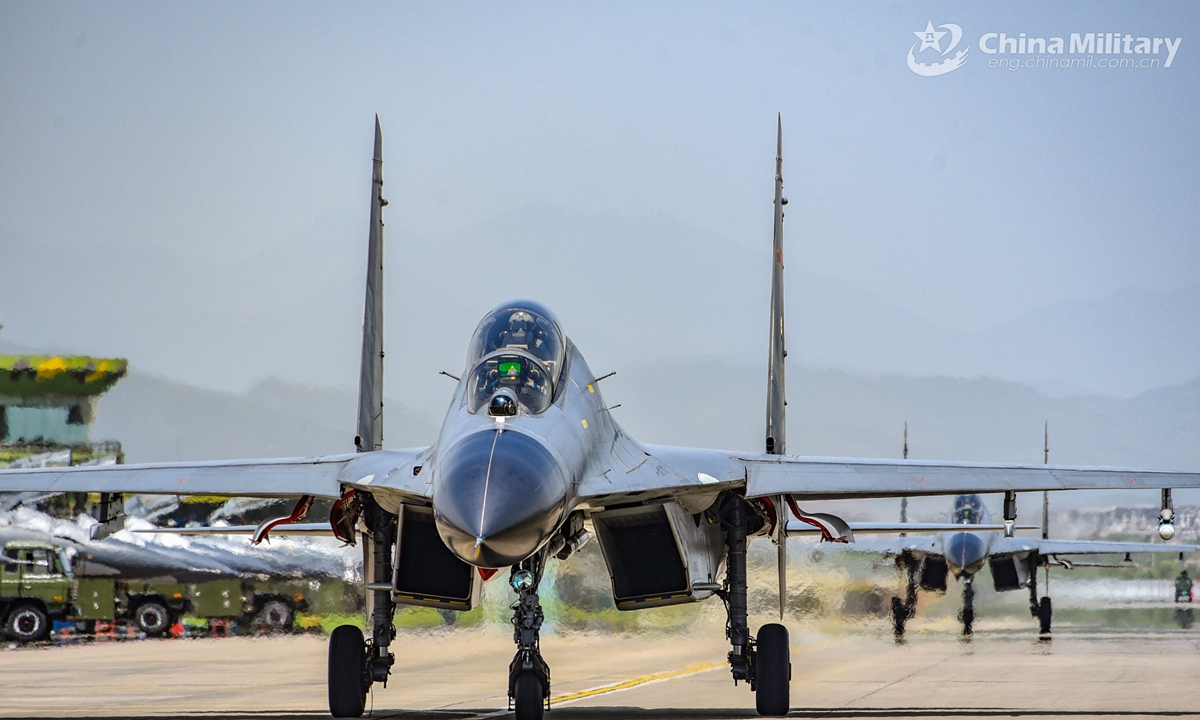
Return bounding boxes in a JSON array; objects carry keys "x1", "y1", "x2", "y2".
[{"x1": 552, "y1": 661, "x2": 724, "y2": 705}]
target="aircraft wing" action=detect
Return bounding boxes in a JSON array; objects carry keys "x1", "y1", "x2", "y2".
[
  {"x1": 787, "y1": 521, "x2": 1036, "y2": 535},
  {"x1": 0, "y1": 448, "x2": 431, "y2": 500},
  {"x1": 989, "y1": 536, "x2": 1200, "y2": 556},
  {"x1": 602, "y1": 446, "x2": 1200, "y2": 507},
  {"x1": 133, "y1": 522, "x2": 336, "y2": 536},
  {"x1": 743, "y1": 454, "x2": 1200, "y2": 499},
  {"x1": 802, "y1": 534, "x2": 939, "y2": 557}
]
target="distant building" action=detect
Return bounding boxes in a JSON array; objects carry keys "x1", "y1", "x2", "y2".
[{"x1": 0, "y1": 354, "x2": 127, "y2": 467}]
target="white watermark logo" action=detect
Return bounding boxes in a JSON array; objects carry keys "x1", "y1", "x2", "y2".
[
  {"x1": 907, "y1": 21, "x2": 969, "y2": 77},
  {"x1": 907, "y1": 23, "x2": 1183, "y2": 76}
]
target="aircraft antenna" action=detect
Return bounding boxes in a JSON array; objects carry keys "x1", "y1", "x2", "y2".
[
  {"x1": 1042, "y1": 421, "x2": 1049, "y2": 539},
  {"x1": 899, "y1": 422, "x2": 908, "y2": 536},
  {"x1": 356, "y1": 115, "x2": 386, "y2": 453},
  {"x1": 1043, "y1": 421, "x2": 1050, "y2": 595},
  {"x1": 765, "y1": 115, "x2": 788, "y2": 620}
]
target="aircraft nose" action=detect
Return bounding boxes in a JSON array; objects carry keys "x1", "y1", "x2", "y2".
[
  {"x1": 945, "y1": 532, "x2": 987, "y2": 577},
  {"x1": 432, "y1": 428, "x2": 567, "y2": 567}
]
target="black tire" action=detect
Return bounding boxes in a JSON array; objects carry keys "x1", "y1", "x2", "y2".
[
  {"x1": 755, "y1": 623, "x2": 790, "y2": 716},
  {"x1": 890, "y1": 596, "x2": 907, "y2": 637},
  {"x1": 1038, "y1": 596, "x2": 1052, "y2": 634},
  {"x1": 132, "y1": 601, "x2": 171, "y2": 637},
  {"x1": 5, "y1": 604, "x2": 50, "y2": 643},
  {"x1": 513, "y1": 670, "x2": 544, "y2": 720},
  {"x1": 328, "y1": 625, "x2": 367, "y2": 718},
  {"x1": 257, "y1": 599, "x2": 293, "y2": 633}
]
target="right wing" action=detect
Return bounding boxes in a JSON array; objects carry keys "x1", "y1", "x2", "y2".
[
  {"x1": 0, "y1": 448, "x2": 432, "y2": 501},
  {"x1": 990, "y1": 536, "x2": 1200, "y2": 556},
  {"x1": 135, "y1": 522, "x2": 334, "y2": 536},
  {"x1": 786, "y1": 521, "x2": 1034, "y2": 535}
]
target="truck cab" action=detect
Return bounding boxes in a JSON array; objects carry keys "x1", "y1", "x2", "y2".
[{"x1": 0, "y1": 541, "x2": 77, "y2": 642}]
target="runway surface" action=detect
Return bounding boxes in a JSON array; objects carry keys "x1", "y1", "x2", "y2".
[{"x1": 2, "y1": 626, "x2": 1199, "y2": 719}]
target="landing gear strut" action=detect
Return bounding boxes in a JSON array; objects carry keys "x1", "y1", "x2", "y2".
[
  {"x1": 509, "y1": 553, "x2": 550, "y2": 720},
  {"x1": 891, "y1": 553, "x2": 919, "y2": 640},
  {"x1": 1028, "y1": 554, "x2": 1051, "y2": 635},
  {"x1": 328, "y1": 494, "x2": 395, "y2": 718},
  {"x1": 959, "y1": 577, "x2": 975, "y2": 636},
  {"x1": 718, "y1": 494, "x2": 790, "y2": 717}
]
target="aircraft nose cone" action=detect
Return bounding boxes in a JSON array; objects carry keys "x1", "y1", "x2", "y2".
[
  {"x1": 945, "y1": 532, "x2": 987, "y2": 577},
  {"x1": 433, "y1": 428, "x2": 567, "y2": 567}
]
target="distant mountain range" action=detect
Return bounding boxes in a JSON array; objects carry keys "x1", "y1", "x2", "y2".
[
  {"x1": 2, "y1": 206, "x2": 1197, "y2": 401},
  {"x1": 82, "y1": 361, "x2": 1199, "y2": 515}
]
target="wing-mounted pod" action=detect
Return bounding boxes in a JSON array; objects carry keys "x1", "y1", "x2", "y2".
[{"x1": 591, "y1": 499, "x2": 726, "y2": 610}]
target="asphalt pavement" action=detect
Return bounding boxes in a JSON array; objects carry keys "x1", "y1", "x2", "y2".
[{"x1": 2, "y1": 625, "x2": 1198, "y2": 719}]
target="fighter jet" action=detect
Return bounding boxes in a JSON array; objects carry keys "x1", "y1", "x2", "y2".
[
  {"x1": 793, "y1": 493, "x2": 1199, "y2": 638},
  {"x1": 3, "y1": 116, "x2": 1200, "y2": 719}
]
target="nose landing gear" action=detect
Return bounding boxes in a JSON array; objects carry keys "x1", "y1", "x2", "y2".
[
  {"x1": 891, "y1": 553, "x2": 919, "y2": 641},
  {"x1": 509, "y1": 554, "x2": 550, "y2": 720},
  {"x1": 959, "y1": 577, "x2": 975, "y2": 637}
]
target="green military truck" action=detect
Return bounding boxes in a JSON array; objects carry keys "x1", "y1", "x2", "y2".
[
  {"x1": 74, "y1": 577, "x2": 308, "y2": 638},
  {"x1": 32, "y1": 573, "x2": 307, "y2": 641},
  {"x1": 75, "y1": 577, "x2": 190, "y2": 636},
  {"x1": 0, "y1": 541, "x2": 77, "y2": 642}
]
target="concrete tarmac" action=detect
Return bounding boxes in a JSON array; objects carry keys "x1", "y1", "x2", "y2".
[{"x1": 2, "y1": 627, "x2": 1198, "y2": 719}]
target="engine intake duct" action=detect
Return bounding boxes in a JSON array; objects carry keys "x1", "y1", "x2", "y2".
[
  {"x1": 391, "y1": 505, "x2": 479, "y2": 610},
  {"x1": 592, "y1": 504, "x2": 693, "y2": 609},
  {"x1": 919, "y1": 557, "x2": 949, "y2": 592},
  {"x1": 989, "y1": 553, "x2": 1032, "y2": 592}
]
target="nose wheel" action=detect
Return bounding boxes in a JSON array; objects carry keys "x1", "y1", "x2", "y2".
[{"x1": 509, "y1": 555, "x2": 550, "y2": 720}]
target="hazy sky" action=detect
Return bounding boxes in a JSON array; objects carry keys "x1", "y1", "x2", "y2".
[{"x1": 2, "y1": 3, "x2": 1198, "y2": 408}]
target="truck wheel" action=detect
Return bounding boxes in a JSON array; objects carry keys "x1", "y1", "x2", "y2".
[
  {"x1": 328, "y1": 625, "x2": 367, "y2": 718},
  {"x1": 6, "y1": 604, "x2": 50, "y2": 643},
  {"x1": 257, "y1": 599, "x2": 293, "y2": 633},
  {"x1": 133, "y1": 601, "x2": 171, "y2": 637}
]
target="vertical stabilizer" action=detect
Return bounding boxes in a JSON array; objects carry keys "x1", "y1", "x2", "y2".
[
  {"x1": 356, "y1": 116, "x2": 385, "y2": 453},
  {"x1": 766, "y1": 115, "x2": 788, "y2": 619},
  {"x1": 766, "y1": 114, "x2": 787, "y2": 456}
]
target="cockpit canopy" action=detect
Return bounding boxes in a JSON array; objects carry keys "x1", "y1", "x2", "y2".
[
  {"x1": 952, "y1": 494, "x2": 984, "y2": 525},
  {"x1": 466, "y1": 301, "x2": 565, "y2": 415}
]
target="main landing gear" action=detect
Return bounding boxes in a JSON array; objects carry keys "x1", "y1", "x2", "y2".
[
  {"x1": 719, "y1": 494, "x2": 791, "y2": 717},
  {"x1": 1028, "y1": 554, "x2": 1052, "y2": 635},
  {"x1": 328, "y1": 494, "x2": 395, "y2": 719},
  {"x1": 509, "y1": 552, "x2": 550, "y2": 720}
]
